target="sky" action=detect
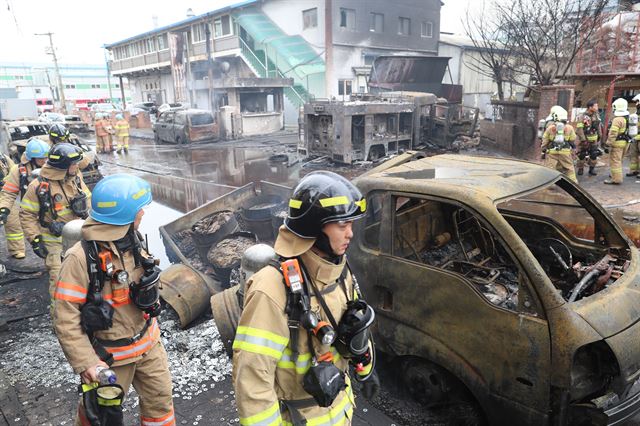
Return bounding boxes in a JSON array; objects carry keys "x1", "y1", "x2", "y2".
[{"x1": 0, "y1": 0, "x2": 476, "y2": 66}]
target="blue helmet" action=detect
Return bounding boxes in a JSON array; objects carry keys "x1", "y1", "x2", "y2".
[
  {"x1": 25, "y1": 138, "x2": 50, "y2": 160},
  {"x1": 90, "y1": 174, "x2": 152, "y2": 225}
]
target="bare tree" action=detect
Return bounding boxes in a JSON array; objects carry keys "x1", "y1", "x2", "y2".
[
  {"x1": 463, "y1": 3, "x2": 519, "y2": 100},
  {"x1": 496, "y1": 0, "x2": 609, "y2": 87}
]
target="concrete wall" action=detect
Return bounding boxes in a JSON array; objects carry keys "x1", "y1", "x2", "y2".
[{"x1": 241, "y1": 112, "x2": 283, "y2": 136}]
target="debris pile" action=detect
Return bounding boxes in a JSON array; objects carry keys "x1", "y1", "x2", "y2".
[
  {"x1": 193, "y1": 211, "x2": 236, "y2": 235},
  {"x1": 208, "y1": 235, "x2": 257, "y2": 268}
]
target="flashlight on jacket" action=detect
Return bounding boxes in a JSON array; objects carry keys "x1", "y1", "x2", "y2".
[{"x1": 313, "y1": 321, "x2": 337, "y2": 346}]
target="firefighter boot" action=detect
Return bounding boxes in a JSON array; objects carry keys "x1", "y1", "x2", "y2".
[
  {"x1": 627, "y1": 171, "x2": 638, "y2": 177},
  {"x1": 577, "y1": 167, "x2": 584, "y2": 176},
  {"x1": 589, "y1": 166, "x2": 597, "y2": 176}
]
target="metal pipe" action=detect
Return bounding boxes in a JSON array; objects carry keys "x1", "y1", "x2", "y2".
[{"x1": 568, "y1": 268, "x2": 600, "y2": 302}]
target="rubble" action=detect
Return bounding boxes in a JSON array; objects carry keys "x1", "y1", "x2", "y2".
[
  {"x1": 193, "y1": 211, "x2": 236, "y2": 235},
  {"x1": 208, "y1": 234, "x2": 257, "y2": 268}
]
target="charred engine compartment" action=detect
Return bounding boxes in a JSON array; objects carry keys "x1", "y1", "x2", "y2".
[
  {"x1": 502, "y1": 214, "x2": 631, "y2": 303},
  {"x1": 395, "y1": 198, "x2": 520, "y2": 310}
]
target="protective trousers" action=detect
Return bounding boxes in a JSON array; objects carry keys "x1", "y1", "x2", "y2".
[
  {"x1": 609, "y1": 143, "x2": 627, "y2": 183},
  {"x1": 75, "y1": 342, "x2": 175, "y2": 426},
  {"x1": 4, "y1": 200, "x2": 25, "y2": 257},
  {"x1": 96, "y1": 136, "x2": 110, "y2": 153},
  {"x1": 576, "y1": 141, "x2": 598, "y2": 169},
  {"x1": 116, "y1": 137, "x2": 129, "y2": 152},
  {"x1": 45, "y1": 240, "x2": 63, "y2": 299},
  {"x1": 545, "y1": 152, "x2": 577, "y2": 182},
  {"x1": 628, "y1": 140, "x2": 639, "y2": 173}
]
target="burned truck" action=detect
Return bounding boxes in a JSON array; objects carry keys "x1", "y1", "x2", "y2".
[
  {"x1": 300, "y1": 56, "x2": 478, "y2": 163},
  {"x1": 160, "y1": 152, "x2": 640, "y2": 425}
]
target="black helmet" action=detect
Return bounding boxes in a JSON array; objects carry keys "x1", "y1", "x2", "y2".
[
  {"x1": 48, "y1": 142, "x2": 83, "y2": 170},
  {"x1": 285, "y1": 171, "x2": 366, "y2": 239},
  {"x1": 49, "y1": 123, "x2": 70, "y2": 143}
]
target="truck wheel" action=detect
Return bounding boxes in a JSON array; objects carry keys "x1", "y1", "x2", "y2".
[{"x1": 176, "y1": 136, "x2": 182, "y2": 145}]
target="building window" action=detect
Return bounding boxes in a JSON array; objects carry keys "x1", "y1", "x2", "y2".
[
  {"x1": 35, "y1": 88, "x2": 41, "y2": 94},
  {"x1": 303, "y1": 8, "x2": 318, "y2": 29},
  {"x1": 370, "y1": 13, "x2": 384, "y2": 33},
  {"x1": 146, "y1": 37, "x2": 156, "y2": 52},
  {"x1": 340, "y1": 8, "x2": 356, "y2": 31},
  {"x1": 115, "y1": 84, "x2": 120, "y2": 88},
  {"x1": 214, "y1": 15, "x2": 232, "y2": 38},
  {"x1": 398, "y1": 17, "x2": 411, "y2": 36},
  {"x1": 338, "y1": 79, "x2": 353, "y2": 96},
  {"x1": 157, "y1": 34, "x2": 168, "y2": 50},
  {"x1": 193, "y1": 22, "x2": 210, "y2": 42},
  {"x1": 421, "y1": 21, "x2": 433, "y2": 38}
]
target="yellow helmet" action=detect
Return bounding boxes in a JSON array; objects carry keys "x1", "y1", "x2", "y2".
[
  {"x1": 613, "y1": 98, "x2": 629, "y2": 116},
  {"x1": 550, "y1": 105, "x2": 568, "y2": 122}
]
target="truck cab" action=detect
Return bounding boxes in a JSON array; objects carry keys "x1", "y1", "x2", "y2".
[{"x1": 350, "y1": 152, "x2": 640, "y2": 425}]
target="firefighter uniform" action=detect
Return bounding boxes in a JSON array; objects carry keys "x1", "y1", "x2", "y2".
[
  {"x1": 53, "y1": 218, "x2": 174, "y2": 426},
  {"x1": 0, "y1": 154, "x2": 25, "y2": 257},
  {"x1": 233, "y1": 227, "x2": 359, "y2": 425},
  {"x1": 605, "y1": 116, "x2": 628, "y2": 184},
  {"x1": 114, "y1": 116, "x2": 130, "y2": 153},
  {"x1": 20, "y1": 162, "x2": 91, "y2": 296},
  {"x1": 575, "y1": 110, "x2": 601, "y2": 174},
  {"x1": 628, "y1": 133, "x2": 640, "y2": 175},
  {"x1": 94, "y1": 117, "x2": 110, "y2": 153},
  {"x1": 541, "y1": 123, "x2": 578, "y2": 182}
]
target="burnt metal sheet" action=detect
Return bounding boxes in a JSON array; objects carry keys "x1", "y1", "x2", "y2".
[{"x1": 369, "y1": 56, "x2": 450, "y2": 96}]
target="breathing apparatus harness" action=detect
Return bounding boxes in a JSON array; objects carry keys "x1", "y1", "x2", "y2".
[
  {"x1": 615, "y1": 116, "x2": 631, "y2": 142},
  {"x1": 270, "y1": 256, "x2": 375, "y2": 412},
  {"x1": 35, "y1": 174, "x2": 89, "y2": 236},
  {"x1": 80, "y1": 228, "x2": 162, "y2": 366},
  {"x1": 549, "y1": 122, "x2": 574, "y2": 152},
  {"x1": 578, "y1": 115, "x2": 603, "y2": 161}
]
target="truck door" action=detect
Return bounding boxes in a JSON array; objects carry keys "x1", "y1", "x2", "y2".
[{"x1": 375, "y1": 194, "x2": 551, "y2": 417}]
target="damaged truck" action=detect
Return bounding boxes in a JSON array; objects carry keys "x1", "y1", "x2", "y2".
[
  {"x1": 299, "y1": 56, "x2": 479, "y2": 163},
  {"x1": 160, "y1": 152, "x2": 640, "y2": 425}
]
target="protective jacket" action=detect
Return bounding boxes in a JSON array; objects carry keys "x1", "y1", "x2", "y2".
[
  {"x1": 94, "y1": 119, "x2": 109, "y2": 137},
  {"x1": 114, "y1": 120, "x2": 129, "y2": 138},
  {"x1": 0, "y1": 154, "x2": 15, "y2": 191},
  {"x1": 576, "y1": 111, "x2": 601, "y2": 145},
  {"x1": 19, "y1": 163, "x2": 90, "y2": 245},
  {"x1": 0, "y1": 153, "x2": 35, "y2": 208},
  {"x1": 53, "y1": 219, "x2": 161, "y2": 373},
  {"x1": 541, "y1": 123, "x2": 577, "y2": 153},
  {"x1": 606, "y1": 116, "x2": 629, "y2": 148},
  {"x1": 233, "y1": 227, "x2": 368, "y2": 425}
]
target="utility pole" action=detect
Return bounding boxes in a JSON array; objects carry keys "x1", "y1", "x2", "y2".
[
  {"x1": 35, "y1": 32, "x2": 67, "y2": 113},
  {"x1": 104, "y1": 48, "x2": 114, "y2": 104},
  {"x1": 324, "y1": 0, "x2": 333, "y2": 99}
]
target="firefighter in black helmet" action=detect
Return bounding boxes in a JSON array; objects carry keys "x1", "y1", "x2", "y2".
[
  {"x1": 233, "y1": 171, "x2": 378, "y2": 426},
  {"x1": 49, "y1": 123, "x2": 70, "y2": 144},
  {"x1": 20, "y1": 142, "x2": 91, "y2": 298}
]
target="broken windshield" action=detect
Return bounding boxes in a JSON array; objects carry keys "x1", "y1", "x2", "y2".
[{"x1": 497, "y1": 179, "x2": 630, "y2": 303}]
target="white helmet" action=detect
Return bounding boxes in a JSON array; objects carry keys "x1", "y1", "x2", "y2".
[
  {"x1": 613, "y1": 98, "x2": 629, "y2": 116},
  {"x1": 633, "y1": 94, "x2": 640, "y2": 105},
  {"x1": 550, "y1": 105, "x2": 568, "y2": 122}
]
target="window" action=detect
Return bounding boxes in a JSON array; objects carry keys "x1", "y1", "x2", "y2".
[
  {"x1": 392, "y1": 195, "x2": 522, "y2": 312},
  {"x1": 214, "y1": 15, "x2": 232, "y2": 38},
  {"x1": 421, "y1": 21, "x2": 433, "y2": 38},
  {"x1": 35, "y1": 88, "x2": 41, "y2": 94},
  {"x1": 398, "y1": 17, "x2": 411, "y2": 36},
  {"x1": 303, "y1": 8, "x2": 318, "y2": 29},
  {"x1": 115, "y1": 84, "x2": 120, "y2": 88},
  {"x1": 193, "y1": 22, "x2": 210, "y2": 42},
  {"x1": 370, "y1": 13, "x2": 384, "y2": 33},
  {"x1": 339, "y1": 8, "x2": 356, "y2": 31},
  {"x1": 338, "y1": 79, "x2": 352, "y2": 96},
  {"x1": 363, "y1": 191, "x2": 385, "y2": 250},
  {"x1": 157, "y1": 34, "x2": 168, "y2": 50},
  {"x1": 146, "y1": 38, "x2": 156, "y2": 52}
]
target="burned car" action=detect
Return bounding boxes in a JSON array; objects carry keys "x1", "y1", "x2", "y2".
[{"x1": 159, "y1": 152, "x2": 640, "y2": 424}]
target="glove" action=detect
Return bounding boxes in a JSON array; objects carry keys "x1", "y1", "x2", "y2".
[
  {"x1": 48, "y1": 221, "x2": 65, "y2": 237},
  {"x1": 0, "y1": 207, "x2": 9, "y2": 225},
  {"x1": 361, "y1": 370, "x2": 380, "y2": 400},
  {"x1": 31, "y1": 235, "x2": 49, "y2": 259}
]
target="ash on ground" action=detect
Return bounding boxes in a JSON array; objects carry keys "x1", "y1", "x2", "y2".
[{"x1": 159, "y1": 306, "x2": 232, "y2": 400}]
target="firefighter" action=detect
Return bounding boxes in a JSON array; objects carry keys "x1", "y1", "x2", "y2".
[
  {"x1": 233, "y1": 171, "x2": 379, "y2": 425},
  {"x1": 49, "y1": 122, "x2": 71, "y2": 145},
  {"x1": 604, "y1": 98, "x2": 630, "y2": 185},
  {"x1": 541, "y1": 106, "x2": 578, "y2": 182},
  {"x1": 94, "y1": 113, "x2": 110, "y2": 154},
  {"x1": 52, "y1": 174, "x2": 174, "y2": 426},
  {"x1": 114, "y1": 114, "x2": 130, "y2": 154},
  {"x1": 627, "y1": 94, "x2": 640, "y2": 177},
  {"x1": 0, "y1": 138, "x2": 50, "y2": 259},
  {"x1": 575, "y1": 99, "x2": 601, "y2": 176},
  {"x1": 20, "y1": 143, "x2": 91, "y2": 297}
]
